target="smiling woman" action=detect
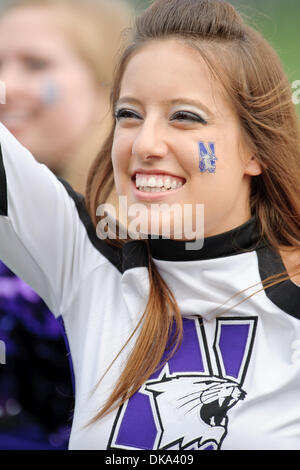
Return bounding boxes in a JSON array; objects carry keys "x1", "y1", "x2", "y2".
[
  {"x1": 111, "y1": 40, "x2": 262, "y2": 237},
  {"x1": 0, "y1": 0, "x2": 299, "y2": 451}
]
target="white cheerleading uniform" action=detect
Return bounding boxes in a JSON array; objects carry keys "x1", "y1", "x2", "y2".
[{"x1": 0, "y1": 122, "x2": 299, "y2": 450}]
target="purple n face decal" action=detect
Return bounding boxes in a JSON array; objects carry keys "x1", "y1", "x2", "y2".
[
  {"x1": 108, "y1": 316, "x2": 257, "y2": 450},
  {"x1": 198, "y1": 142, "x2": 217, "y2": 173}
]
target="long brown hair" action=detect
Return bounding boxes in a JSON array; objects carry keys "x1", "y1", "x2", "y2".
[{"x1": 85, "y1": 0, "x2": 300, "y2": 422}]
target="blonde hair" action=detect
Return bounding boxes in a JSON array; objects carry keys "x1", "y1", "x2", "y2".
[
  {"x1": 90, "y1": 0, "x2": 300, "y2": 421},
  {"x1": 1, "y1": 0, "x2": 133, "y2": 85},
  {"x1": 0, "y1": 0, "x2": 134, "y2": 192}
]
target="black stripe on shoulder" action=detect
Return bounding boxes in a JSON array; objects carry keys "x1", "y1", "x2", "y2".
[
  {"x1": 122, "y1": 239, "x2": 149, "y2": 272},
  {"x1": 0, "y1": 145, "x2": 7, "y2": 216},
  {"x1": 257, "y1": 245, "x2": 300, "y2": 320},
  {"x1": 57, "y1": 177, "x2": 123, "y2": 273}
]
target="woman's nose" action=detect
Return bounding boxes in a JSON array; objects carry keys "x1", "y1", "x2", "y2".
[{"x1": 132, "y1": 117, "x2": 168, "y2": 162}]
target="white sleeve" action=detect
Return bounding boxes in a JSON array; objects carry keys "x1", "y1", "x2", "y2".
[{"x1": 0, "y1": 122, "x2": 107, "y2": 317}]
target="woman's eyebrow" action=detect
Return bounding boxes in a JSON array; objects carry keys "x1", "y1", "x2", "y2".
[
  {"x1": 115, "y1": 96, "x2": 142, "y2": 107},
  {"x1": 115, "y1": 96, "x2": 213, "y2": 117}
]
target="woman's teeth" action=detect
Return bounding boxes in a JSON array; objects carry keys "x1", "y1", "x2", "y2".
[{"x1": 135, "y1": 173, "x2": 184, "y2": 192}]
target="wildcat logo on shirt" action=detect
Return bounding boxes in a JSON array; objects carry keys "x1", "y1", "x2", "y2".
[{"x1": 108, "y1": 316, "x2": 257, "y2": 450}]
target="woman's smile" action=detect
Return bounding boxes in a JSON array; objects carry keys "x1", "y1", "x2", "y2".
[
  {"x1": 131, "y1": 169, "x2": 186, "y2": 201},
  {"x1": 112, "y1": 40, "x2": 261, "y2": 236}
]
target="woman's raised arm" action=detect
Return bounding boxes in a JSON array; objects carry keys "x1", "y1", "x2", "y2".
[{"x1": 0, "y1": 122, "x2": 104, "y2": 318}]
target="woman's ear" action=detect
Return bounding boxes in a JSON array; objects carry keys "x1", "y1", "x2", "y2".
[{"x1": 244, "y1": 155, "x2": 263, "y2": 176}]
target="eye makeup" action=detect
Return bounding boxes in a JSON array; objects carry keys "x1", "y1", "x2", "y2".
[
  {"x1": 114, "y1": 108, "x2": 142, "y2": 121},
  {"x1": 114, "y1": 98, "x2": 211, "y2": 125},
  {"x1": 171, "y1": 110, "x2": 208, "y2": 125},
  {"x1": 114, "y1": 107, "x2": 208, "y2": 124},
  {"x1": 198, "y1": 141, "x2": 217, "y2": 173}
]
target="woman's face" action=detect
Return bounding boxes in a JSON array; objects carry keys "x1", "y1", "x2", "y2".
[
  {"x1": 112, "y1": 40, "x2": 261, "y2": 239},
  {"x1": 0, "y1": 7, "x2": 102, "y2": 173}
]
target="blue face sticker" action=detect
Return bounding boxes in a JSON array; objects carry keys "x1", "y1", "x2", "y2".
[
  {"x1": 41, "y1": 79, "x2": 60, "y2": 106},
  {"x1": 198, "y1": 142, "x2": 217, "y2": 173}
]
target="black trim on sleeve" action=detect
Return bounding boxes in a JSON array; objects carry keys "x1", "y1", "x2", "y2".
[
  {"x1": 256, "y1": 245, "x2": 300, "y2": 320},
  {"x1": 0, "y1": 145, "x2": 8, "y2": 216},
  {"x1": 57, "y1": 177, "x2": 123, "y2": 273}
]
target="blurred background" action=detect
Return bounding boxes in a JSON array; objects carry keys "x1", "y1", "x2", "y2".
[
  {"x1": 132, "y1": 0, "x2": 300, "y2": 112},
  {"x1": 0, "y1": 0, "x2": 298, "y2": 451},
  {"x1": 0, "y1": 0, "x2": 134, "y2": 450}
]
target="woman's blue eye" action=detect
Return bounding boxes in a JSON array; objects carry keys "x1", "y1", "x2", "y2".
[
  {"x1": 114, "y1": 109, "x2": 141, "y2": 121},
  {"x1": 171, "y1": 111, "x2": 208, "y2": 124}
]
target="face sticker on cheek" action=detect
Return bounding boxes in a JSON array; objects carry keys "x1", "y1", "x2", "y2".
[
  {"x1": 198, "y1": 141, "x2": 218, "y2": 173},
  {"x1": 41, "y1": 78, "x2": 60, "y2": 106}
]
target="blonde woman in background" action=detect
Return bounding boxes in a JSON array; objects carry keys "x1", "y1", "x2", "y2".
[
  {"x1": 0, "y1": 0, "x2": 133, "y2": 449},
  {"x1": 0, "y1": 0, "x2": 133, "y2": 193}
]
